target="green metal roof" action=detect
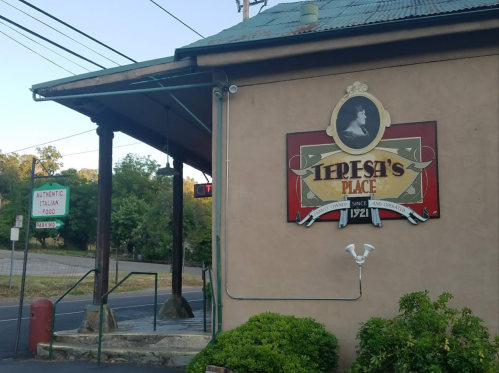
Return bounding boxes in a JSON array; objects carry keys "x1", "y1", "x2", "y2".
[
  {"x1": 31, "y1": 56, "x2": 175, "y2": 91},
  {"x1": 179, "y1": 0, "x2": 499, "y2": 51}
]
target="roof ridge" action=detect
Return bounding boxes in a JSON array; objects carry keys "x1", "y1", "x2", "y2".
[{"x1": 177, "y1": 0, "x2": 498, "y2": 52}]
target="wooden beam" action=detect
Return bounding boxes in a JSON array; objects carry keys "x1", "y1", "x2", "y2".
[{"x1": 90, "y1": 108, "x2": 212, "y2": 175}]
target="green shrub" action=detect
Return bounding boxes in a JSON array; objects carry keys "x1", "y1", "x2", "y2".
[
  {"x1": 202, "y1": 281, "x2": 212, "y2": 303},
  {"x1": 186, "y1": 312, "x2": 339, "y2": 373},
  {"x1": 349, "y1": 291, "x2": 499, "y2": 373}
]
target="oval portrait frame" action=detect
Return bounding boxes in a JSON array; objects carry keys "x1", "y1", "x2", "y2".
[{"x1": 327, "y1": 82, "x2": 391, "y2": 155}]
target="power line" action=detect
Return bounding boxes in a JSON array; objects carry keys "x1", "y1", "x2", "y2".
[
  {"x1": 6, "y1": 129, "x2": 95, "y2": 154},
  {"x1": 0, "y1": 14, "x2": 106, "y2": 69},
  {"x1": 0, "y1": 28, "x2": 75, "y2": 75},
  {"x1": 62, "y1": 142, "x2": 141, "y2": 157},
  {"x1": 149, "y1": 0, "x2": 205, "y2": 39},
  {"x1": 1, "y1": 0, "x2": 120, "y2": 66},
  {"x1": 0, "y1": 20, "x2": 91, "y2": 71},
  {"x1": 19, "y1": 0, "x2": 137, "y2": 64}
]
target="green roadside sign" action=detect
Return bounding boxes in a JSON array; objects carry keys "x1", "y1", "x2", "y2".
[{"x1": 35, "y1": 220, "x2": 65, "y2": 229}]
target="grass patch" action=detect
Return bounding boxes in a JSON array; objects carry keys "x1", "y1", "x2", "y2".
[{"x1": 0, "y1": 272, "x2": 203, "y2": 302}]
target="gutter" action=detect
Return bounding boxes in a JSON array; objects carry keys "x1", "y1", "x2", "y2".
[{"x1": 175, "y1": 7, "x2": 499, "y2": 60}]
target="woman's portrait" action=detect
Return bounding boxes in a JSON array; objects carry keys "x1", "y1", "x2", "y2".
[{"x1": 336, "y1": 96, "x2": 380, "y2": 150}]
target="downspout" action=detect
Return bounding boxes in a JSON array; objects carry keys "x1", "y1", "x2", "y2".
[{"x1": 215, "y1": 92, "x2": 223, "y2": 333}]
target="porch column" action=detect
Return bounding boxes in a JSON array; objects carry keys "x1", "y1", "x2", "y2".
[
  {"x1": 171, "y1": 157, "x2": 183, "y2": 298},
  {"x1": 78, "y1": 123, "x2": 118, "y2": 332},
  {"x1": 94, "y1": 124, "x2": 113, "y2": 305},
  {"x1": 158, "y1": 157, "x2": 194, "y2": 319}
]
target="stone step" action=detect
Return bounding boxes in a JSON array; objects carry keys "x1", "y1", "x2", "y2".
[
  {"x1": 53, "y1": 331, "x2": 211, "y2": 349},
  {"x1": 37, "y1": 342, "x2": 201, "y2": 368}
]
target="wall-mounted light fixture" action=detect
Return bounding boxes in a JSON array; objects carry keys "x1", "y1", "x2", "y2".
[{"x1": 345, "y1": 244, "x2": 374, "y2": 266}]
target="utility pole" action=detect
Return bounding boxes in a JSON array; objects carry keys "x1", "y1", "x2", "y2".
[
  {"x1": 243, "y1": 0, "x2": 249, "y2": 20},
  {"x1": 236, "y1": 0, "x2": 268, "y2": 21}
]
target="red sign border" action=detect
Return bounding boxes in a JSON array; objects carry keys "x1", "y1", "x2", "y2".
[{"x1": 286, "y1": 121, "x2": 440, "y2": 223}]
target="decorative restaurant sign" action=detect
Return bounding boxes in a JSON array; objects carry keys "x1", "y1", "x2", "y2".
[
  {"x1": 287, "y1": 82, "x2": 439, "y2": 228},
  {"x1": 31, "y1": 183, "x2": 70, "y2": 218}
]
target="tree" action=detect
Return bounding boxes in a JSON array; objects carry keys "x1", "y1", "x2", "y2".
[
  {"x1": 0, "y1": 179, "x2": 29, "y2": 247},
  {"x1": 36, "y1": 146, "x2": 63, "y2": 175},
  {"x1": 111, "y1": 195, "x2": 148, "y2": 248},
  {"x1": 77, "y1": 168, "x2": 98, "y2": 183},
  {"x1": 113, "y1": 154, "x2": 160, "y2": 204},
  {"x1": 57, "y1": 169, "x2": 98, "y2": 250},
  {"x1": 134, "y1": 176, "x2": 174, "y2": 260},
  {"x1": 182, "y1": 178, "x2": 212, "y2": 264},
  {"x1": 0, "y1": 152, "x2": 21, "y2": 194}
]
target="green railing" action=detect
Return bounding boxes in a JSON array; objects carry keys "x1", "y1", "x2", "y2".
[
  {"x1": 97, "y1": 272, "x2": 158, "y2": 365},
  {"x1": 202, "y1": 264, "x2": 216, "y2": 341},
  {"x1": 48, "y1": 268, "x2": 100, "y2": 359}
]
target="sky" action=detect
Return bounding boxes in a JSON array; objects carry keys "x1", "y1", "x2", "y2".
[{"x1": 0, "y1": 0, "x2": 298, "y2": 182}]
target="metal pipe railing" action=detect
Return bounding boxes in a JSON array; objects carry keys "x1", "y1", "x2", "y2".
[
  {"x1": 48, "y1": 268, "x2": 100, "y2": 359},
  {"x1": 201, "y1": 264, "x2": 216, "y2": 337},
  {"x1": 207, "y1": 266, "x2": 216, "y2": 342},
  {"x1": 97, "y1": 272, "x2": 158, "y2": 365},
  {"x1": 202, "y1": 263, "x2": 206, "y2": 333}
]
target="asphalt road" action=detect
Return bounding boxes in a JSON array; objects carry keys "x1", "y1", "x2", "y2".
[
  {"x1": 0, "y1": 288, "x2": 204, "y2": 361},
  {"x1": 0, "y1": 250, "x2": 202, "y2": 276}
]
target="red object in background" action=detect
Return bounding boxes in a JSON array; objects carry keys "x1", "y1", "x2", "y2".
[
  {"x1": 194, "y1": 183, "x2": 213, "y2": 198},
  {"x1": 28, "y1": 298, "x2": 53, "y2": 354}
]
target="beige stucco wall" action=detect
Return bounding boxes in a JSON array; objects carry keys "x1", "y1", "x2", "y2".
[{"x1": 211, "y1": 35, "x2": 499, "y2": 371}]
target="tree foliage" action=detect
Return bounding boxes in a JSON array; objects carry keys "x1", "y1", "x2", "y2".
[{"x1": 0, "y1": 148, "x2": 212, "y2": 263}]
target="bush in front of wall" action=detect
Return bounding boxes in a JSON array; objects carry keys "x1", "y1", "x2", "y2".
[
  {"x1": 202, "y1": 281, "x2": 212, "y2": 303},
  {"x1": 348, "y1": 290, "x2": 499, "y2": 373},
  {"x1": 186, "y1": 312, "x2": 340, "y2": 373}
]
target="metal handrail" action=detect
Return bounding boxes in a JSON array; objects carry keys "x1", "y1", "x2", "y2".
[
  {"x1": 48, "y1": 268, "x2": 100, "y2": 359},
  {"x1": 97, "y1": 272, "x2": 158, "y2": 365},
  {"x1": 206, "y1": 266, "x2": 216, "y2": 342},
  {"x1": 202, "y1": 264, "x2": 216, "y2": 338}
]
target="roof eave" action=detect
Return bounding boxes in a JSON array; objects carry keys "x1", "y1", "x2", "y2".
[{"x1": 31, "y1": 56, "x2": 195, "y2": 93}]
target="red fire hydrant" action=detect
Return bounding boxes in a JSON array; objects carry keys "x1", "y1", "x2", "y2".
[{"x1": 28, "y1": 298, "x2": 53, "y2": 354}]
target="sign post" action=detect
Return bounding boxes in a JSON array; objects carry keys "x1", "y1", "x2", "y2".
[
  {"x1": 13, "y1": 159, "x2": 69, "y2": 359},
  {"x1": 9, "y1": 228, "x2": 20, "y2": 290}
]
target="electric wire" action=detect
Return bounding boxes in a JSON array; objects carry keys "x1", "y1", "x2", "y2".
[
  {"x1": 149, "y1": 0, "x2": 205, "y2": 39},
  {"x1": 0, "y1": 28, "x2": 75, "y2": 75},
  {"x1": 1, "y1": 0, "x2": 120, "y2": 66},
  {"x1": 19, "y1": 0, "x2": 137, "y2": 63},
  {"x1": 62, "y1": 142, "x2": 141, "y2": 157},
  {"x1": 0, "y1": 14, "x2": 106, "y2": 69},
  {"x1": 0, "y1": 19, "x2": 91, "y2": 71},
  {"x1": 6, "y1": 129, "x2": 95, "y2": 154}
]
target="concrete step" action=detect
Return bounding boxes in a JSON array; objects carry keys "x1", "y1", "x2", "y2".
[
  {"x1": 37, "y1": 342, "x2": 201, "y2": 368},
  {"x1": 53, "y1": 331, "x2": 211, "y2": 349}
]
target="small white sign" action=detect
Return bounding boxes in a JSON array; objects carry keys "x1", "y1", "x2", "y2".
[
  {"x1": 15, "y1": 215, "x2": 23, "y2": 228},
  {"x1": 10, "y1": 228, "x2": 20, "y2": 241}
]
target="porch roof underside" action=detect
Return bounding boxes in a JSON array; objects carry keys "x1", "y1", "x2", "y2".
[{"x1": 32, "y1": 58, "x2": 214, "y2": 175}]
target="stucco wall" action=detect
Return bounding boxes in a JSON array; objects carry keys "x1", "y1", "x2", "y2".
[{"x1": 211, "y1": 38, "x2": 498, "y2": 371}]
